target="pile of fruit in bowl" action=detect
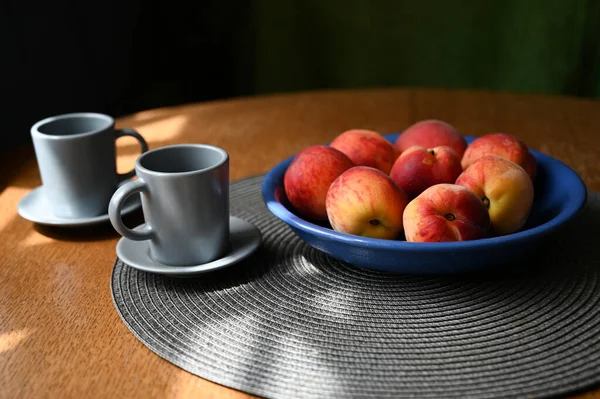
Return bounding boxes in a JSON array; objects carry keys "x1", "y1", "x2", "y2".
[{"x1": 261, "y1": 120, "x2": 587, "y2": 274}]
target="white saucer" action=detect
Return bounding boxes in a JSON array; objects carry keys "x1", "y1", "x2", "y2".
[
  {"x1": 17, "y1": 185, "x2": 141, "y2": 227},
  {"x1": 116, "y1": 216, "x2": 262, "y2": 278}
]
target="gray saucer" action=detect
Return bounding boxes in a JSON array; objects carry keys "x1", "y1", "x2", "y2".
[
  {"x1": 18, "y1": 185, "x2": 141, "y2": 227},
  {"x1": 116, "y1": 216, "x2": 262, "y2": 278}
]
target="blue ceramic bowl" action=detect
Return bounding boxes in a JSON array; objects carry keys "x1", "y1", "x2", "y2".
[{"x1": 261, "y1": 134, "x2": 588, "y2": 274}]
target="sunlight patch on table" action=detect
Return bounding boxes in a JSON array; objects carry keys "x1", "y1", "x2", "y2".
[
  {"x1": 1, "y1": 187, "x2": 30, "y2": 231},
  {"x1": 130, "y1": 108, "x2": 173, "y2": 122},
  {"x1": 20, "y1": 231, "x2": 54, "y2": 247},
  {"x1": 116, "y1": 115, "x2": 189, "y2": 174},
  {"x1": 0, "y1": 329, "x2": 31, "y2": 354},
  {"x1": 120, "y1": 114, "x2": 189, "y2": 145}
]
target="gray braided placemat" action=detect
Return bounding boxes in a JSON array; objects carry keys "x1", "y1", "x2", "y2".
[{"x1": 111, "y1": 175, "x2": 600, "y2": 399}]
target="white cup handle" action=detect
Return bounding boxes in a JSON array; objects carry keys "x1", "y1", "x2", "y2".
[{"x1": 108, "y1": 179, "x2": 153, "y2": 240}]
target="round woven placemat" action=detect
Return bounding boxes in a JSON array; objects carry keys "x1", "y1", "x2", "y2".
[{"x1": 112, "y1": 176, "x2": 600, "y2": 399}]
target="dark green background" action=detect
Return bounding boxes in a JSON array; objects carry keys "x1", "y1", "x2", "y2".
[
  {"x1": 232, "y1": 0, "x2": 600, "y2": 98},
  {"x1": 4, "y1": 0, "x2": 600, "y2": 147}
]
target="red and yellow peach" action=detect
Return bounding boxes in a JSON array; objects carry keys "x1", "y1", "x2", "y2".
[
  {"x1": 284, "y1": 145, "x2": 354, "y2": 221},
  {"x1": 395, "y1": 119, "x2": 467, "y2": 158},
  {"x1": 389, "y1": 145, "x2": 463, "y2": 199},
  {"x1": 403, "y1": 184, "x2": 491, "y2": 242},
  {"x1": 326, "y1": 166, "x2": 409, "y2": 240},
  {"x1": 330, "y1": 129, "x2": 399, "y2": 174},
  {"x1": 461, "y1": 133, "x2": 537, "y2": 179},
  {"x1": 456, "y1": 155, "x2": 534, "y2": 236}
]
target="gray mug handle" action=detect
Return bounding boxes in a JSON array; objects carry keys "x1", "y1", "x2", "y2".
[
  {"x1": 108, "y1": 179, "x2": 154, "y2": 241},
  {"x1": 116, "y1": 128, "x2": 149, "y2": 181}
]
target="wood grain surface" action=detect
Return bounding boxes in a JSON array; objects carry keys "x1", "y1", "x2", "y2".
[{"x1": 2, "y1": 88, "x2": 600, "y2": 399}]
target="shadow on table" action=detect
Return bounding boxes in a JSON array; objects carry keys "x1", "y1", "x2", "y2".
[
  {"x1": 33, "y1": 210, "x2": 145, "y2": 242},
  {"x1": 164, "y1": 244, "x2": 275, "y2": 288},
  {"x1": 0, "y1": 145, "x2": 37, "y2": 193}
]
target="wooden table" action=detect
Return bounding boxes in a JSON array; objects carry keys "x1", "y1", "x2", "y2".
[{"x1": 2, "y1": 88, "x2": 600, "y2": 399}]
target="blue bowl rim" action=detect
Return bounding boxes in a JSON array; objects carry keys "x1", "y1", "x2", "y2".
[{"x1": 261, "y1": 134, "x2": 588, "y2": 253}]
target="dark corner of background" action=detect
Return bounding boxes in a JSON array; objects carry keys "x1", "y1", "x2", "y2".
[
  {"x1": 2, "y1": 0, "x2": 600, "y2": 150},
  {"x1": 2, "y1": 0, "x2": 254, "y2": 150}
]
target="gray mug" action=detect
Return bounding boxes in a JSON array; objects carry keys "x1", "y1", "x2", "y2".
[
  {"x1": 31, "y1": 112, "x2": 148, "y2": 218},
  {"x1": 108, "y1": 144, "x2": 230, "y2": 266}
]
